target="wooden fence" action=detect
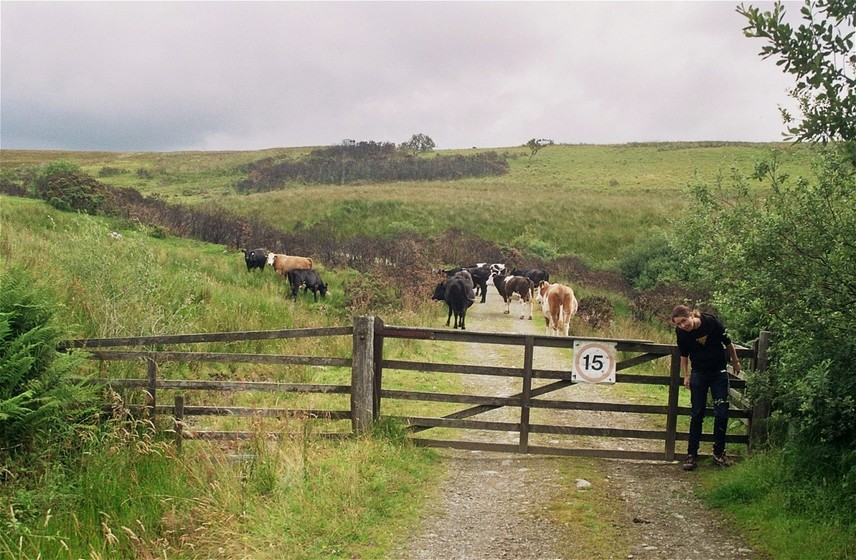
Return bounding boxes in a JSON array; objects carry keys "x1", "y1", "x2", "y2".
[{"x1": 63, "y1": 317, "x2": 769, "y2": 461}]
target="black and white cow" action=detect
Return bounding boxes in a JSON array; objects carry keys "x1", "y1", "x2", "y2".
[
  {"x1": 241, "y1": 248, "x2": 268, "y2": 272},
  {"x1": 492, "y1": 274, "x2": 535, "y2": 319},
  {"x1": 287, "y1": 269, "x2": 328, "y2": 301}
]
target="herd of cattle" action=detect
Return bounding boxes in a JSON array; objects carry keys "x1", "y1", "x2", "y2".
[
  {"x1": 432, "y1": 263, "x2": 579, "y2": 335},
  {"x1": 241, "y1": 249, "x2": 578, "y2": 336},
  {"x1": 241, "y1": 248, "x2": 328, "y2": 301}
]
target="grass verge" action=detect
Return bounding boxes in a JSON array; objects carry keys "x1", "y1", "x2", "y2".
[{"x1": 697, "y1": 451, "x2": 856, "y2": 560}]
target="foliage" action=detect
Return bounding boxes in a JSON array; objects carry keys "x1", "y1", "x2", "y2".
[
  {"x1": 235, "y1": 145, "x2": 508, "y2": 191},
  {"x1": 526, "y1": 138, "x2": 553, "y2": 161},
  {"x1": 670, "y1": 148, "x2": 856, "y2": 504},
  {"x1": 0, "y1": 267, "x2": 97, "y2": 459},
  {"x1": 738, "y1": 0, "x2": 856, "y2": 160},
  {"x1": 32, "y1": 159, "x2": 109, "y2": 214},
  {"x1": 400, "y1": 132, "x2": 436, "y2": 155},
  {"x1": 617, "y1": 229, "x2": 687, "y2": 290}
]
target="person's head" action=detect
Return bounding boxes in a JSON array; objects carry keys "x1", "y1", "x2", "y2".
[{"x1": 671, "y1": 305, "x2": 700, "y2": 332}]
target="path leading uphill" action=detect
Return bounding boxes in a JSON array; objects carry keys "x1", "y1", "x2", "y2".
[{"x1": 392, "y1": 286, "x2": 764, "y2": 560}]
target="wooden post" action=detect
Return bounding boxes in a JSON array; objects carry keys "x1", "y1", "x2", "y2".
[
  {"x1": 518, "y1": 336, "x2": 534, "y2": 453},
  {"x1": 372, "y1": 316, "x2": 385, "y2": 420},
  {"x1": 351, "y1": 315, "x2": 376, "y2": 435},
  {"x1": 174, "y1": 395, "x2": 184, "y2": 453},
  {"x1": 664, "y1": 349, "x2": 682, "y2": 461},
  {"x1": 750, "y1": 331, "x2": 771, "y2": 450},
  {"x1": 146, "y1": 357, "x2": 158, "y2": 417}
]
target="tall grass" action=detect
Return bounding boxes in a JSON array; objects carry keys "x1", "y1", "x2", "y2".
[{"x1": 1, "y1": 417, "x2": 439, "y2": 559}]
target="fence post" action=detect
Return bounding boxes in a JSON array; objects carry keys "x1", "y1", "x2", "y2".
[
  {"x1": 518, "y1": 336, "x2": 534, "y2": 454},
  {"x1": 372, "y1": 316, "x2": 385, "y2": 421},
  {"x1": 351, "y1": 315, "x2": 376, "y2": 435},
  {"x1": 664, "y1": 348, "x2": 682, "y2": 461},
  {"x1": 750, "y1": 331, "x2": 771, "y2": 450},
  {"x1": 146, "y1": 357, "x2": 158, "y2": 417},
  {"x1": 174, "y1": 395, "x2": 184, "y2": 453}
]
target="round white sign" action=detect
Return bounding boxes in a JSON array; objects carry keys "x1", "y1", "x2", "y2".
[{"x1": 572, "y1": 340, "x2": 617, "y2": 383}]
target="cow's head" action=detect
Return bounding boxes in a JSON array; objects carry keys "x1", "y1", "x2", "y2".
[
  {"x1": 266, "y1": 252, "x2": 277, "y2": 266},
  {"x1": 536, "y1": 280, "x2": 551, "y2": 301},
  {"x1": 489, "y1": 263, "x2": 507, "y2": 277},
  {"x1": 431, "y1": 281, "x2": 447, "y2": 301}
]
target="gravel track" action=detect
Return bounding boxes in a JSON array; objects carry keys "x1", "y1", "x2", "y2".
[{"x1": 392, "y1": 287, "x2": 764, "y2": 560}]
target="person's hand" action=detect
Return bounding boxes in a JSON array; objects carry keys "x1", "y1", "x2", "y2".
[
  {"x1": 683, "y1": 376, "x2": 690, "y2": 389},
  {"x1": 733, "y1": 362, "x2": 742, "y2": 375}
]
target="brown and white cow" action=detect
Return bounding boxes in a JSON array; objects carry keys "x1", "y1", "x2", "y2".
[
  {"x1": 266, "y1": 252, "x2": 313, "y2": 278},
  {"x1": 536, "y1": 281, "x2": 579, "y2": 336},
  {"x1": 493, "y1": 274, "x2": 535, "y2": 319}
]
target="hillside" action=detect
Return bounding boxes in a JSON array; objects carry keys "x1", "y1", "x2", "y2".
[{"x1": 0, "y1": 142, "x2": 817, "y2": 269}]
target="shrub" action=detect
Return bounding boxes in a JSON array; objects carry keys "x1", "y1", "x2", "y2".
[
  {"x1": 0, "y1": 267, "x2": 98, "y2": 459},
  {"x1": 618, "y1": 230, "x2": 685, "y2": 290},
  {"x1": 32, "y1": 160, "x2": 108, "y2": 215},
  {"x1": 576, "y1": 296, "x2": 614, "y2": 329}
]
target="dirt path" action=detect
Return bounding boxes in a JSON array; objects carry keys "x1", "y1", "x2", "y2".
[{"x1": 392, "y1": 287, "x2": 763, "y2": 560}]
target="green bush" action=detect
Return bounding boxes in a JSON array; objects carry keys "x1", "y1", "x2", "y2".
[
  {"x1": 0, "y1": 267, "x2": 98, "y2": 459},
  {"x1": 670, "y1": 149, "x2": 856, "y2": 514},
  {"x1": 618, "y1": 230, "x2": 685, "y2": 290},
  {"x1": 32, "y1": 160, "x2": 108, "y2": 215}
]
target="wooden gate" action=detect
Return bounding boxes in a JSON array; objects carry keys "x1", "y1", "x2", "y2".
[
  {"x1": 64, "y1": 316, "x2": 767, "y2": 460},
  {"x1": 370, "y1": 317, "x2": 764, "y2": 462}
]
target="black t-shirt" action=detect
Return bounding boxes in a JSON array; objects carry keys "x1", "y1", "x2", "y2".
[{"x1": 675, "y1": 313, "x2": 732, "y2": 373}]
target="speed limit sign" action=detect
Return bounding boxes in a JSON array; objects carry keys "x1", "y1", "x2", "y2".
[{"x1": 572, "y1": 340, "x2": 617, "y2": 384}]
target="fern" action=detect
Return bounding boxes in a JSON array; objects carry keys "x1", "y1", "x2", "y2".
[{"x1": 0, "y1": 267, "x2": 97, "y2": 457}]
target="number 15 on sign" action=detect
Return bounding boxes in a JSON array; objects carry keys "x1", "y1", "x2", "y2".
[{"x1": 573, "y1": 340, "x2": 617, "y2": 384}]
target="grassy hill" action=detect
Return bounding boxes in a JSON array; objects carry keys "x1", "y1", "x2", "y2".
[{"x1": 1, "y1": 142, "x2": 817, "y2": 269}]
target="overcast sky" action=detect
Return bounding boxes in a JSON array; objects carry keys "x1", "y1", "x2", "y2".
[{"x1": 1, "y1": 1, "x2": 801, "y2": 152}]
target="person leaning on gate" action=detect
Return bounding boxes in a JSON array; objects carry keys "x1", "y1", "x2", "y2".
[{"x1": 670, "y1": 305, "x2": 741, "y2": 471}]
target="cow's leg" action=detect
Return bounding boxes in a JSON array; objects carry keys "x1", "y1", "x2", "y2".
[
  {"x1": 550, "y1": 308, "x2": 560, "y2": 335},
  {"x1": 479, "y1": 282, "x2": 487, "y2": 303},
  {"x1": 446, "y1": 305, "x2": 453, "y2": 326}
]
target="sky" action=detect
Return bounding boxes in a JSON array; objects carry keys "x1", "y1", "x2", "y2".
[{"x1": 0, "y1": 1, "x2": 802, "y2": 152}]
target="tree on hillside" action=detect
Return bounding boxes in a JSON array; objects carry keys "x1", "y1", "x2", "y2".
[
  {"x1": 400, "y1": 133, "x2": 436, "y2": 155},
  {"x1": 526, "y1": 138, "x2": 553, "y2": 163},
  {"x1": 737, "y1": 0, "x2": 856, "y2": 159}
]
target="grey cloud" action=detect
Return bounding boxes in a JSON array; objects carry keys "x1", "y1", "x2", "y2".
[{"x1": 1, "y1": 1, "x2": 797, "y2": 151}]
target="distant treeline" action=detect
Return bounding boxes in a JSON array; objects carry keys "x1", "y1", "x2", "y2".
[{"x1": 235, "y1": 141, "x2": 509, "y2": 193}]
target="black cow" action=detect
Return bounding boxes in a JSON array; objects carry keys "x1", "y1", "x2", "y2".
[
  {"x1": 432, "y1": 275, "x2": 475, "y2": 329},
  {"x1": 443, "y1": 265, "x2": 491, "y2": 303},
  {"x1": 287, "y1": 269, "x2": 328, "y2": 301},
  {"x1": 241, "y1": 248, "x2": 268, "y2": 272},
  {"x1": 509, "y1": 268, "x2": 549, "y2": 286}
]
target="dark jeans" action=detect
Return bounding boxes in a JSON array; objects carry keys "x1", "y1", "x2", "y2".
[{"x1": 688, "y1": 369, "x2": 730, "y2": 457}]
